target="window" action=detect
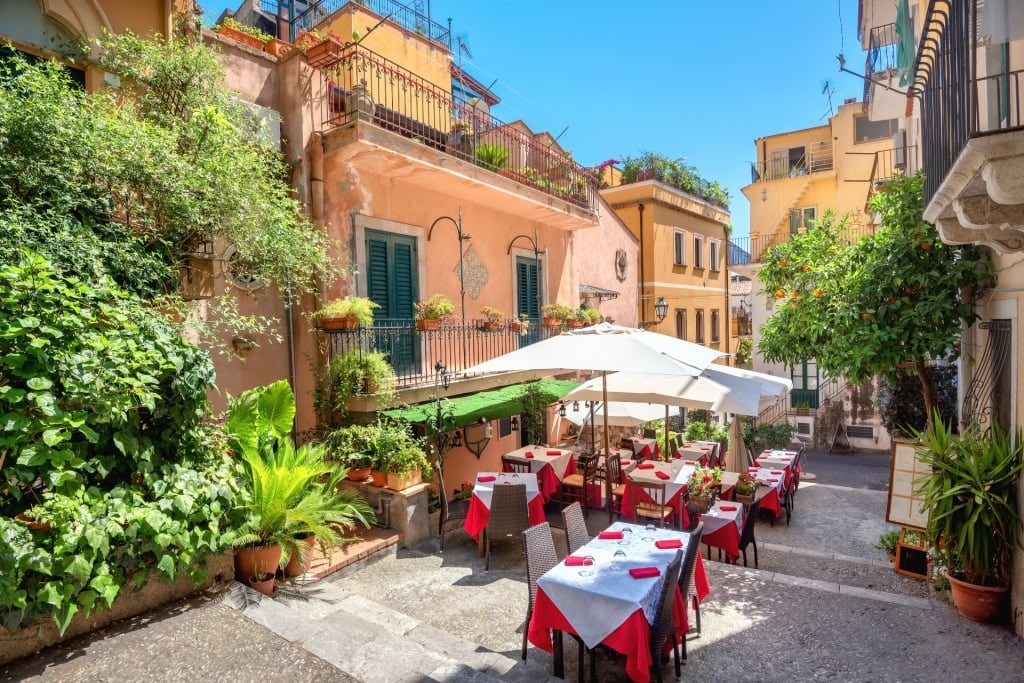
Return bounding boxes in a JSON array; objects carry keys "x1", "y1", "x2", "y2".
[
  {"x1": 675, "y1": 309, "x2": 687, "y2": 340},
  {"x1": 693, "y1": 234, "x2": 705, "y2": 269},
  {"x1": 769, "y1": 146, "x2": 807, "y2": 179},
  {"x1": 499, "y1": 417, "x2": 513, "y2": 438},
  {"x1": 710, "y1": 309, "x2": 720, "y2": 343},
  {"x1": 709, "y1": 240, "x2": 721, "y2": 272},
  {"x1": 695, "y1": 309, "x2": 705, "y2": 344},
  {"x1": 854, "y1": 115, "x2": 899, "y2": 143},
  {"x1": 789, "y1": 207, "x2": 816, "y2": 233},
  {"x1": 673, "y1": 229, "x2": 686, "y2": 265}
]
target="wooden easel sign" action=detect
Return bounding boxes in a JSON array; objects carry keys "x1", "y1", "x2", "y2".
[
  {"x1": 828, "y1": 418, "x2": 854, "y2": 455},
  {"x1": 894, "y1": 528, "x2": 928, "y2": 580}
]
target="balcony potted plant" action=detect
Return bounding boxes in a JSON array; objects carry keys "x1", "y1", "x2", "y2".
[
  {"x1": 447, "y1": 118, "x2": 474, "y2": 159},
  {"x1": 541, "y1": 303, "x2": 574, "y2": 328},
  {"x1": 475, "y1": 143, "x2": 509, "y2": 171},
  {"x1": 414, "y1": 293, "x2": 455, "y2": 331},
  {"x1": 567, "y1": 308, "x2": 589, "y2": 329},
  {"x1": 915, "y1": 415, "x2": 1024, "y2": 622},
  {"x1": 312, "y1": 296, "x2": 378, "y2": 331},
  {"x1": 479, "y1": 305, "x2": 504, "y2": 331},
  {"x1": 510, "y1": 313, "x2": 531, "y2": 336},
  {"x1": 216, "y1": 17, "x2": 272, "y2": 51}
]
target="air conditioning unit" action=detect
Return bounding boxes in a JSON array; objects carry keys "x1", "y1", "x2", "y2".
[{"x1": 893, "y1": 129, "x2": 907, "y2": 169}]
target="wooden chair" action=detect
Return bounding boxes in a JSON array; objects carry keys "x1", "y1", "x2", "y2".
[
  {"x1": 434, "y1": 458, "x2": 469, "y2": 552},
  {"x1": 678, "y1": 522, "x2": 704, "y2": 660},
  {"x1": 601, "y1": 453, "x2": 627, "y2": 517},
  {"x1": 626, "y1": 478, "x2": 677, "y2": 528},
  {"x1": 560, "y1": 453, "x2": 600, "y2": 513},
  {"x1": 502, "y1": 454, "x2": 532, "y2": 474},
  {"x1": 484, "y1": 483, "x2": 529, "y2": 571},
  {"x1": 561, "y1": 501, "x2": 592, "y2": 555}
]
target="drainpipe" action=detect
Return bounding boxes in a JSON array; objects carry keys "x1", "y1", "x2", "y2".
[
  {"x1": 724, "y1": 243, "x2": 731, "y2": 365},
  {"x1": 638, "y1": 203, "x2": 645, "y2": 324}
]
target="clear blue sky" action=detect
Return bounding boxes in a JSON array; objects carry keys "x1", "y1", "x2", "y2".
[{"x1": 198, "y1": 1, "x2": 868, "y2": 237}]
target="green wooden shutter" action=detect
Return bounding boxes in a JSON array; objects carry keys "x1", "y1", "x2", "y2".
[
  {"x1": 366, "y1": 236, "x2": 391, "y2": 315},
  {"x1": 515, "y1": 256, "x2": 539, "y2": 319},
  {"x1": 364, "y1": 229, "x2": 419, "y2": 375}
]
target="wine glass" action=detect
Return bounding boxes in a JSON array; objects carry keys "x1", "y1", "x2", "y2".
[
  {"x1": 611, "y1": 549, "x2": 627, "y2": 571},
  {"x1": 578, "y1": 555, "x2": 596, "y2": 577}
]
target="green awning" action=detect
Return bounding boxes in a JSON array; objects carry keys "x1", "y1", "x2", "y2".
[{"x1": 382, "y1": 379, "x2": 580, "y2": 428}]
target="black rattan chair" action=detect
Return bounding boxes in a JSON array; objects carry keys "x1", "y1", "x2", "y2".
[
  {"x1": 561, "y1": 501, "x2": 592, "y2": 555},
  {"x1": 738, "y1": 498, "x2": 760, "y2": 568},
  {"x1": 485, "y1": 483, "x2": 529, "y2": 571},
  {"x1": 650, "y1": 548, "x2": 685, "y2": 682},
  {"x1": 678, "y1": 522, "x2": 704, "y2": 660}
]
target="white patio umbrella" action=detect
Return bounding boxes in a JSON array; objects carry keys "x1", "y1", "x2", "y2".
[
  {"x1": 464, "y1": 323, "x2": 727, "y2": 523},
  {"x1": 562, "y1": 400, "x2": 667, "y2": 427}
]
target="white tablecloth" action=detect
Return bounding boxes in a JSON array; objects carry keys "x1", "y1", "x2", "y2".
[
  {"x1": 629, "y1": 461, "x2": 694, "y2": 502},
  {"x1": 537, "y1": 522, "x2": 693, "y2": 648},
  {"x1": 472, "y1": 472, "x2": 540, "y2": 509},
  {"x1": 756, "y1": 450, "x2": 798, "y2": 469},
  {"x1": 504, "y1": 445, "x2": 573, "y2": 480},
  {"x1": 699, "y1": 499, "x2": 743, "y2": 536}
]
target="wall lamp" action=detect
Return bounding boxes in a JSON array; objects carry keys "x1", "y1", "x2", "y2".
[
  {"x1": 428, "y1": 209, "x2": 471, "y2": 367},
  {"x1": 510, "y1": 416, "x2": 519, "y2": 432},
  {"x1": 654, "y1": 296, "x2": 669, "y2": 323}
]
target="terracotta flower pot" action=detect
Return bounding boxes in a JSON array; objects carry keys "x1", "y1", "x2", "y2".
[
  {"x1": 416, "y1": 318, "x2": 440, "y2": 331},
  {"x1": 542, "y1": 317, "x2": 561, "y2": 328},
  {"x1": 371, "y1": 469, "x2": 388, "y2": 487},
  {"x1": 346, "y1": 466, "x2": 373, "y2": 482},
  {"x1": 283, "y1": 534, "x2": 317, "y2": 577},
  {"x1": 319, "y1": 315, "x2": 359, "y2": 331},
  {"x1": 234, "y1": 543, "x2": 282, "y2": 584},
  {"x1": 945, "y1": 571, "x2": 1008, "y2": 622},
  {"x1": 247, "y1": 572, "x2": 277, "y2": 596}
]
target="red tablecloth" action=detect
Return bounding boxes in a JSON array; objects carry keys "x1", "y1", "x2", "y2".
[
  {"x1": 463, "y1": 493, "x2": 546, "y2": 541},
  {"x1": 699, "y1": 505, "x2": 743, "y2": 562},
  {"x1": 503, "y1": 447, "x2": 576, "y2": 502}
]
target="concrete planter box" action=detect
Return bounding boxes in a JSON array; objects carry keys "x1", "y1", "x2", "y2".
[
  {"x1": 0, "y1": 551, "x2": 233, "y2": 666},
  {"x1": 338, "y1": 480, "x2": 432, "y2": 548}
]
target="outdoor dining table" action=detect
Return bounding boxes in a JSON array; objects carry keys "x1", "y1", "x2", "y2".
[
  {"x1": 502, "y1": 445, "x2": 575, "y2": 502},
  {"x1": 528, "y1": 521, "x2": 711, "y2": 683},
  {"x1": 619, "y1": 460, "x2": 695, "y2": 525},
  {"x1": 674, "y1": 440, "x2": 717, "y2": 465},
  {"x1": 628, "y1": 437, "x2": 660, "y2": 460},
  {"x1": 696, "y1": 499, "x2": 744, "y2": 562},
  {"x1": 748, "y1": 465, "x2": 787, "y2": 519},
  {"x1": 756, "y1": 449, "x2": 799, "y2": 487},
  {"x1": 462, "y1": 472, "x2": 546, "y2": 544}
]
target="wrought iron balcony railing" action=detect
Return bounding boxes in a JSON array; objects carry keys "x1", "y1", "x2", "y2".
[
  {"x1": 864, "y1": 144, "x2": 918, "y2": 210},
  {"x1": 259, "y1": 0, "x2": 452, "y2": 51},
  {"x1": 322, "y1": 318, "x2": 568, "y2": 390},
  {"x1": 863, "y1": 23, "x2": 898, "y2": 104},
  {"x1": 911, "y1": 0, "x2": 1024, "y2": 205},
  {"x1": 314, "y1": 43, "x2": 599, "y2": 212},
  {"x1": 728, "y1": 221, "x2": 878, "y2": 266},
  {"x1": 749, "y1": 141, "x2": 834, "y2": 183}
]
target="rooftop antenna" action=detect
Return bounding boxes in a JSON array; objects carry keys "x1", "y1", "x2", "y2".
[
  {"x1": 820, "y1": 79, "x2": 836, "y2": 119},
  {"x1": 455, "y1": 31, "x2": 472, "y2": 102}
]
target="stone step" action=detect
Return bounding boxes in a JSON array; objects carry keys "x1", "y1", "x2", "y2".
[{"x1": 226, "y1": 579, "x2": 560, "y2": 683}]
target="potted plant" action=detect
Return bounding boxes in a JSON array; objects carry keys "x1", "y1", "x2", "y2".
[
  {"x1": 265, "y1": 36, "x2": 294, "y2": 58},
  {"x1": 583, "y1": 307, "x2": 602, "y2": 326},
  {"x1": 216, "y1": 17, "x2": 273, "y2": 51},
  {"x1": 875, "y1": 530, "x2": 900, "y2": 563},
  {"x1": 414, "y1": 293, "x2": 455, "y2": 330},
  {"x1": 226, "y1": 381, "x2": 375, "y2": 593},
  {"x1": 566, "y1": 308, "x2": 588, "y2": 329},
  {"x1": 734, "y1": 472, "x2": 758, "y2": 505},
  {"x1": 475, "y1": 143, "x2": 509, "y2": 171},
  {"x1": 383, "y1": 440, "x2": 433, "y2": 491},
  {"x1": 447, "y1": 118, "x2": 474, "y2": 158},
  {"x1": 326, "y1": 350, "x2": 397, "y2": 415},
  {"x1": 686, "y1": 465, "x2": 720, "y2": 515},
  {"x1": 510, "y1": 313, "x2": 531, "y2": 336},
  {"x1": 541, "y1": 303, "x2": 574, "y2": 328},
  {"x1": 312, "y1": 296, "x2": 379, "y2": 330},
  {"x1": 480, "y1": 305, "x2": 504, "y2": 330},
  {"x1": 914, "y1": 414, "x2": 1024, "y2": 622}
]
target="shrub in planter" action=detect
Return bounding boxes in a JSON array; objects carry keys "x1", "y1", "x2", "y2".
[
  {"x1": 312, "y1": 296, "x2": 379, "y2": 330},
  {"x1": 414, "y1": 294, "x2": 455, "y2": 329},
  {"x1": 322, "y1": 350, "x2": 397, "y2": 418}
]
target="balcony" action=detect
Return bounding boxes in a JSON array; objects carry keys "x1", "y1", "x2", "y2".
[
  {"x1": 863, "y1": 23, "x2": 897, "y2": 105},
  {"x1": 864, "y1": 144, "x2": 919, "y2": 210},
  {"x1": 729, "y1": 222, "x2": 878, "y2": 266},
  {"x1": 323, "y1": 318, "x2": 569, "y2": 392},
  {"x1": 749, "y1": 141, "x2": 834, "y2": 183},
  {"x1": 312, "y1": 43, "x2": 600, "y2": 223},
  {"x1": 911, "y1": 0, "x2": 1024, "y2": 251}
]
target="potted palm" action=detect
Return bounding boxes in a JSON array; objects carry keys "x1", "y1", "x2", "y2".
[
  {"x1": 226, "y1": 381, "x2": 375, "y2": 592},
  {"x1": 914, "y1": 413, "x2": 1024, "y2": 622},
  {"x1": 312, "y1": 296, "x2": 378, "y2": 330},
  {"x1": 414, "y1": 293, "x2": 455, "y2": 330}
]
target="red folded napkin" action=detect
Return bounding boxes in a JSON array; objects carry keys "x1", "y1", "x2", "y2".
[
  {"x1": 685, "y1": 460, "x2": 696, "y2": 465},
  {"x1": 629, "y1": 566, "x2": 660, "y2": 579},
  {"x1": 621, "y1": 460, "x2": 633, "y2": 466},
  {"x1": 654, "y1": 539, "x2": 682, "y2": 549},
  {"x1": 768, "y1": 478, "x2": 779, "y2": 483},
  {"x1": 771, "y1": 470, "x2": 783, "y2": 474},
  {"x1": 546, "y1": 450, "x2": 561, "y2": 455},
  {"x1": 598, "y1": 530, "x2": 623, "y2": 540},
  {"x1": 719, "y1": 505, "x2": 737, "y2": 511},
  {"x1": 564, "y1": 555, "x2": 592, "y2": 566},
  {"x1": 477, "y1": 475, "x2": 496, "y2": 482},
  {"x1": 636, "y1": 462, "x2": 654, "y2": 469},
  {"x1": 655, "y1": 470, "x2": 670, "y2": 480},
  {"x1": 525, "y1": 452, "x2": 535, "y2": 459}
]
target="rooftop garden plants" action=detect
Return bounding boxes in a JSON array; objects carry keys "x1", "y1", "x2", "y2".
[{"x1": 618, "y1": 152, "x2": 730, "y2": 209}]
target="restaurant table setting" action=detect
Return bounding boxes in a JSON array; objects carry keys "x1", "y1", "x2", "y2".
[
  {"x1": 674, "y1": 440, "x2": 717, "y2": 465},
  {"x1": 748, "y1": 465, "x2": 787, "y2": 519},
  {"x1": 619, "y1": 460, "x2": 695, "y2": 523},
  {"x1": 627, "y1": 437, "x2": 660, "y2": 460},
  {"x1": 696, "y1": 499, "x2": 743, "y2": 562},
  {"x1": 502, "y1": 445, "x2": 575, "y2": 502},
  {"x1": 462, "y1": 472, "x2": 546, "y2": 542},
  {"x1": 528, "y1": 521, "x2": 711, "y2": 683}
]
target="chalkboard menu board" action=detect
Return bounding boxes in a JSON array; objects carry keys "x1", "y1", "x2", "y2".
[
  {"x1": 895, "y1": 529, "x2": 929, "y2": 580},
  {"x1": 886, "y1": 441, "x2": 929, "y2": 530}
]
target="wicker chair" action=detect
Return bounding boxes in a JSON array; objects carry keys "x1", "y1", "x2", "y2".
[
  {"x1": 677, "y1": 522, "x2": 704, "y2": 661},
  {"x1": 559, "y1": 453, "x2": 600, "y2": 513},
  {"x1": 561, "y1": 502, "x2": 592, "y2": 555},
  {"x1": 650, "y1": 548, "x2": 685, "y2": 682},
  {"x1": 484, "y1": 483, "x2": 530, "y2": 571},
  {"x1": 434, "y1": 458, "x2": 469, "y2": 552},
  {"x1": 738, "y1": 498, "x2": 760, "y2": 568},
  {"x1": 626, "y1": 479, "x2": 677, "y2": 528},
  {"x1": 522, "y1": 523, "x2": 564, "y2": 660}
]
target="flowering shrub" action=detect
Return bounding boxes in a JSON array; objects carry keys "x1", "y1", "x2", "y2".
[
  {"x1": 736, "y1": 472, "x2": 758, "y2": 496},
  {"x1": 687, "y1": 465, "x2": 721, "y2": 500}
]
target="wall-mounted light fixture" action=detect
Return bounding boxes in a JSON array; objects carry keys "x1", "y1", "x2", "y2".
[
  {"x1": 654, "y1": 296, "x2": 669, "y2": 323},
  {"x1": 572, "y1": 401, "x2": 580, "y2": 412},
  {"x1": 558, "y1": 402, "x2": 567, "y2": 417},
  {"x1": 510, "y1": 416, "x2": 519, "y2": 432},
  {"x1": 463, "y1": 418, "x2": 492, "y2": 457}
]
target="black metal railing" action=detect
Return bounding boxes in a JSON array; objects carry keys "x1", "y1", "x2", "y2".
[
  {"x1": 864, "y1": 144, "x2": 919, "y2": 209},
  {"x1": 729, "y1": 221, "x2": 878, "y2": 265},
  {"x1": 911, "y1": 0, "x2": 1024, "y2": 205},
  {"x1": 749, "y1": 141, "x2": 834, "y2": 183},
  {"x1": 323, "y1": 318, "x2": 567, "y2": 390},
  {"x1": 260, "y1": 0, "x2": 452, "y2": 51},
  {"x1": 864, "y1": 23, "x2": 898, "y2": 104},
  {"x1": 315, "y1": 44, "x2": 599, "y2": 212}
]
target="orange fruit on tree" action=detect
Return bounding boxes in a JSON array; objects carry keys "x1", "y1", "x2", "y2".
[
  {"x1": 861, "y1": 312, "x2": 871, "y2": 320},
  {"x1": 775, "y1": 289, "x2": 786, "y2": 299},
  {"x1": 813, "y1": 288, "x2": 823, "y2": 297}
]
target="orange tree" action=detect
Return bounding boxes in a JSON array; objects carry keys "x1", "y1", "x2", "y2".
[{"x1": 757, "y1": 172, "x2": 993, "y2": 427}]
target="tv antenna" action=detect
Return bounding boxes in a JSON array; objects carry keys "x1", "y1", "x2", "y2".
[{"x1": 820, "y1": 79, "x2": 836, "y2": 119}]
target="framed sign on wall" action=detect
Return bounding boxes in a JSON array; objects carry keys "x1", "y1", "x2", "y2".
[{"x1": 886, "y1": 440, "x2": 929, "y2": 530}]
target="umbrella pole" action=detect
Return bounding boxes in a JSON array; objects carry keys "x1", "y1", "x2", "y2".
[
  {"x1": 602, "y1": 372, "x2": 614, "y2": 526},
  {"x1": 664, "y1": 404, "x2": 670, "y2": 460}
]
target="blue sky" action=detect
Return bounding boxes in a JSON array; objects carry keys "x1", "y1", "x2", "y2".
[{"x1": 199, "y1": 1, "x2": 867, "y2": 237}]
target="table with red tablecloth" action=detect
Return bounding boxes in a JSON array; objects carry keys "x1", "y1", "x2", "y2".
[
  {"x1": 674, "y1": 440, "x2": 717, "y2": 466},
  {"x1": 502, "y1": 445, "x2": 575, "y2": 502},
  {"x1": 755, "y1": 449, "x2": 799, "y2": 489},
  {"x1": 463, "y1": 472, "x2": 546, "y2": 542},
  {"x1": 528, "y1": 522, "x2": 711, "y2": 683},
  {"x1": 628, "y1": 437, "x2": 661, "y2": 460},
  {"x1": 619, "y1": 460, "x2": 695, "y2": 526},
  {"x1": 747, "y1": 466, "x2": 787, "y2": 519},
  {"x1": 697, "y1": 499, "x2": 744, "y2": 562}
]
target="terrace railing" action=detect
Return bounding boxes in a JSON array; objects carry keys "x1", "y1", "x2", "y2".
[
  {"x1": 729, "y1": 221, "x2": 879, "y2": 265},
  {"x1": 260, "y1": 0, "x2": 452, "y2": 50},
  {"x1": 749, "y1": 141, "x2": 834, "y2": 183},
  {"x1": 864, "y1": 144, "x2": 918, "y2": 209},
  {"x1": 911, "y1": 0, "x2": 1024, "y2": 205},
  {"x1": 863, "y1": 23, "x2": 898, "y2": 104},
  {"x1": 322, "y1": 318, "x2": 565, "y2": 390},
  {"x1": 315, "y1": 43, "x2": 599, "y2": 212}
]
